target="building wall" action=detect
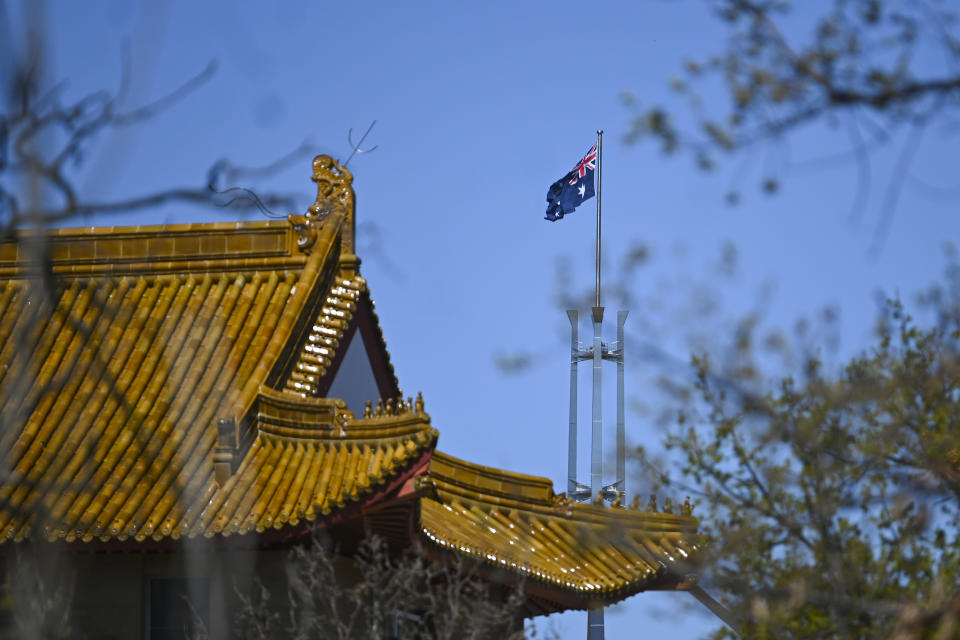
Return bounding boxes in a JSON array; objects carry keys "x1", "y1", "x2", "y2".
[
  {"x1": 2, "y1": 541, "x2": 355, "y2": 640},
  {"x1": 3, "y1": 538, "x2": 523, "y2": 639},
  {"x1": 69, "y1": 543, "x2": 294, "y2": 640}
]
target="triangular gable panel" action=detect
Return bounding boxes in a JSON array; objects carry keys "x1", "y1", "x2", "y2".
[
  {"x1": 282, "y1": 273, "x2": 400, "y2": 407},
  {"x1": 326, "y1": 328, "x2": 381, "y2": 415},
  {"x1": 318, "y1": 295, "x2": 400, "y2": 411}
]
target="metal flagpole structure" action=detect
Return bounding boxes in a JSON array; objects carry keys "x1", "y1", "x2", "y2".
[
  {"x1": 559, "y1": 130, "x2": 628, "y2": 640},
  {"x1": 561, "y1": 131, "x2": 735, "y2": 638},
  {"x1": 586, "y1": 127, "x2": 605, "y2": 640},
  {"x1": 595, "y1": 130, "x2": 603, "y2": 311}
]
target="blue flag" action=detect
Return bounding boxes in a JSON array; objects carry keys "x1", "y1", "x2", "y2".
[{"x1": 545, "y1": 143, "x2": 597, "y2": 221}]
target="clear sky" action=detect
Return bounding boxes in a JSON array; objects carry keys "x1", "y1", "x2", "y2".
[{"x1": 7, "y1": 1, "x2": 960, "y2": 637}]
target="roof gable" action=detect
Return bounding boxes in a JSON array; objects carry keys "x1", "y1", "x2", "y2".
[
  {"x1": 325, "y1": 325, "x2": 383, "y2": 415},
  {"x1": 279, "y1": 275, "x2": 399, "y2": 403},
  {"x1": 0, "y1": 154, "x2": 423, "y2": 545}
]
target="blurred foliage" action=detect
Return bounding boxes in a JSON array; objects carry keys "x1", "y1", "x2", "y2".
[
  {"x1": 636, "y1": 259, "x2": 960, "y2": 638},
  {"x1": 620, "y1": 3, "x2": 960, "y2": 630},
  {"x1": 623, "y1": 0, "x2": 960, "y2": 205},
  {"x1": 226, "y1": 534, "x2": 540, "y2": 640}
]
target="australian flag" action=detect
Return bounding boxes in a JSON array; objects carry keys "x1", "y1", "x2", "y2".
[{"x1": 545, "y1": 143, "x2": 597, "y2": 221}]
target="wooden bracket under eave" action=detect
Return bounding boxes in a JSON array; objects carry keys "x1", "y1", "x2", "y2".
[{"x1": 214, "y1": 417, "x2": 239, "y2": 486}]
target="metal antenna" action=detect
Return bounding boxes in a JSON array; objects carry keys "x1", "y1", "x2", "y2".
[{"x1": 344, "y1": 120, "x2": 379, "y2": 168}]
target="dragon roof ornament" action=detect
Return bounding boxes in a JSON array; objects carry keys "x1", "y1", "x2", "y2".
[{"x1": 288, "y1": 155, "x2": 357, "y2": 265}]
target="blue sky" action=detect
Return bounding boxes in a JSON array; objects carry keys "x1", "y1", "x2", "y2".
[{"x1": 8, "y1": 0, "x2": 960, "y2": 637}]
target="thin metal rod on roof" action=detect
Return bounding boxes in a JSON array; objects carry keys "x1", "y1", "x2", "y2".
[{"x1": 344, "y1": 120, "x2": 379, "y2": 168}]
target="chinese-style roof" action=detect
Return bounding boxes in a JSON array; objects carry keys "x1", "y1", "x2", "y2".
[
  {"x1": 417, "y1": 452, "x2": 699, "y2": 611},
  {"x1": 0, "y1": 205, "x2": 419, "y2": 543},
  {"x1": 193, "y1": 388, "x2": 436, "y2": 540},
  {"x1": 0, "y1": 223, "x2": 304, "y2": 541},
  {"x1": 0, "y1": 154, "x2": 699, "y2": 611}
]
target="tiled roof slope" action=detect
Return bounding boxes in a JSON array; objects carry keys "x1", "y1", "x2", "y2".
[
  {"x1": 191, "y1": 388, "x2": 436, "y2": 540},
  {"x1": 0, "y1": 214, "x2": 432, "y2": 543},
  {"x1": 418, "y1": 452, "x2": 700, "y2": 610}
]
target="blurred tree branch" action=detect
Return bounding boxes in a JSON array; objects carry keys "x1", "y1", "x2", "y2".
[
  {"x1": 624, "y1": 0, "x2": 960, "y2": 248},
  {"x1": 0, "y1": 53, "x2": 303, "y2": 230},
  {"x1": 0, "y1": 0, "x2": 318, "y2": 234}
]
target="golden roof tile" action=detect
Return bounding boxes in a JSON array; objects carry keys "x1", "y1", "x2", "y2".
[
  {"x1": 0, "y1": 213, "x2": 434, "y2": 544},
  {"x1": 418, "y1": 452, "x2": 700, "y2": 608}
]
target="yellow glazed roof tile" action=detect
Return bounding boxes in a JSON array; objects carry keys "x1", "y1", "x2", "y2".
[
  {"x1": 0, "y1": 213, "x2": 436, "y2": 544},
  {"x1": 418, "y1": 452, "x2": 700, "y2": 605}
]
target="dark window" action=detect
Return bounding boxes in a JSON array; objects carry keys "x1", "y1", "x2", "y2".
[{"x1": 147, "y1": 578, "x2": 208, "y2": 640}]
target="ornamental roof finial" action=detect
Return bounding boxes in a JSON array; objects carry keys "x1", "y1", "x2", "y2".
[{"x1": 415, "y1": 391, "x2": 424, "y2": 414}]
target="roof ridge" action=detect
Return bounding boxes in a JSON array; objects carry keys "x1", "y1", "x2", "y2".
[
  {"x1": 247, "y1": 386, "x2": 437, "y2": 446},
  {"x1": 0, "y1": 219, "x2": 315, "y2": 277},
  {"x1": 427, "y1": 450, "x2": 556, "y2": 502}
]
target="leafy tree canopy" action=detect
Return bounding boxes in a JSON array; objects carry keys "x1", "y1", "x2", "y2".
[{"x1": 639, "y1": 265, "x2": 960, "y2": 639}]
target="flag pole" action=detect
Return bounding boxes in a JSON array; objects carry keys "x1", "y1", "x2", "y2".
[
  {"x1": 588, "y1": 128, "x2": 605, "y2": 640},
  {"x1": 594, "y1": 130, "x2": 603, "y2": 311}
]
